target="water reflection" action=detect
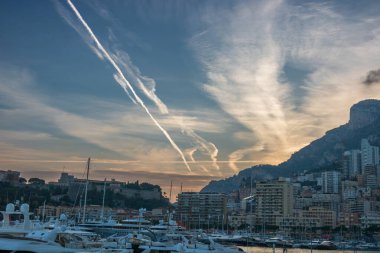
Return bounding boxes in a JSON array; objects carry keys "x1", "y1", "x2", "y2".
[{"x1": 240, "y1": 247, "x2": 373, "y2": 253}]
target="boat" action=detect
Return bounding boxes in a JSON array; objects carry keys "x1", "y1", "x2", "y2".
[
  {"x1": 0, "y1": 202, "x2": 43, "y2": 237},
  {"x1": 0, "y1": 234, "x2": 83, "y2": 253},
  {"x1": 77, "y1": 213, "x2": 151, "y2": 237},
  {"x1": 206, "y1": 233, "x2": 252, "y2": 246},
  {"x1": 315, "y1": 240, "x2": 337, "y2": 250},
  {"x1": 264, "y1": 237, "x2": 292, "y2": 248},
  {"x1": 77, "y1": 161, "x2": 150, "y2": 237},
  {"x1": 297, "y1": 240, "x2": 320, "y2": 249},
  {"x1": 148, "y1": 218, "x2": 185, "y2": 236},
  {"x1": 137, "y1": 233, "x2": 245, "y2": 253},
  {"x1": 0, "y1": 234, "x2": 133, "y2": 253},
  {"x1": 0, "y1": 203, "x2": 133, "y2": 253}
]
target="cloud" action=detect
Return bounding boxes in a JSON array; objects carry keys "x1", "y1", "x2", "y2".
[
  {"x1": 5, "y1": 1, "x2": 380, "y2": 191},
  {"x1": 56, "y1": 0, "x2": 229, "y2": 174},
  {"x1": 363, "y1": 69, "x2": 380, "y2": 85},
  {"x1": 111, "y1": 50, "x2": 168, "y2": 114},
  {"x1": 0, "y1": 68, "x2": 163, "y2": 161},
  {"x1": 59, "y1": 0, "x2": 195, "y2": 172},
  {"x1": 190, "y1": 0, "x2": 380, "y2": 167},
  {"x1": 0, "y1": 65, "x2": 238, "y2": 179}
]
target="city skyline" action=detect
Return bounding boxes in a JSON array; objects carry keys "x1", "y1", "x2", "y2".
[{"x1": 1, "y1": 0, "x2": 380, "y2": 197}]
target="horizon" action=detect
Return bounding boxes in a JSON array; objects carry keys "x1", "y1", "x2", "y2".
[{"x1": 1, "y1": 0, "x2": 380, "y2": 201}]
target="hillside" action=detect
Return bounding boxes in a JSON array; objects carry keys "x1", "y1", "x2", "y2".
[{"x1": 201, "y1": 99, "x2": 380, "y2": 193}]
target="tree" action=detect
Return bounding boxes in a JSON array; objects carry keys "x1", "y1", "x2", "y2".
[
  {"x1": 28, "y1": 178, "x2": 45, "y2": 185},
  {"x1": 140, "y1": 183, "x2": 161, "y2": 191},
  {"x1": 19, "y1": 177, "x2": 27, "y2": 184}
]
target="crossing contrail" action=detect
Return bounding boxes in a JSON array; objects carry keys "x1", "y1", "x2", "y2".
[
  {"x1": 66, "y1": 0, "x2": 192, "y2": 172},
  {"x1": 111, "y1": 50, "x2": 222, "y2": 174},
  {"x1": 181, "y1": 127, "x2": 220, "y2": 173}
]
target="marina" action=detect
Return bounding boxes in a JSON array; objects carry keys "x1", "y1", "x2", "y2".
[
  {"x1": 240, "y1": 247, "x2": 376, "y2": 253},
  {"x1": 1, "y1": 202, "x2": 379, "y2": 253},
  {"x1": 1, "y1": 0, "x2": 380, "y2": 252}
]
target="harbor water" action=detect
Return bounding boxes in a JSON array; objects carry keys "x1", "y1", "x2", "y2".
[{"x1": 240, "y1": 247, "x2": 375, "y2": 253}]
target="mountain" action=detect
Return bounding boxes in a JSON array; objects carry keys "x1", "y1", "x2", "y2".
[{"x1": 201, "y1": 99, "x2": 380, "y2": 193}]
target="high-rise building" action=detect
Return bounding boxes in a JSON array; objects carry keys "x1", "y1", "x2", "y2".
[
  {"x1": 343, "y1": 150, "x2": 361, "y2": 178},
  {"x1": 255, "y1": 179, "x2": 293, "y2": 227},
  {"x1": 322, "y1": 171, "x2": 341, "y2": 194},
  {"x1": 363, "y1": 165, "x2": 378, "y2": 188},
  {"x1": 175, "y1": 192, "x2": 227, "y2": 229},
  {"x1": 361, "y1": 139, "x2": 379, "y2": 171}
]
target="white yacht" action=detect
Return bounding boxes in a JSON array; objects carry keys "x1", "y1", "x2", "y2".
[
  {"x1": 0, "y1": 234, "x2": 83, "y2": 253},
  {"x1": 0, "y1": 227, "x2": 134, "y2": 253},
  {"x1": 78, "y1": 209, "x2": 151, "y2": 237},
  {"x1": 0, "y1": 202, "x2": 43, "y2": 237},
  {"x1": 138, "y1": 235, "x2": 244, "y2": 253},
  {"x1": 77, "y1": 218, "x2": 150, "y2": 237}
]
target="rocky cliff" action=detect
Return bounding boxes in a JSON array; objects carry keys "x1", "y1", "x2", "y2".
[{"x1": 201, "y1": 99, "x2": 380, "y2": 193}]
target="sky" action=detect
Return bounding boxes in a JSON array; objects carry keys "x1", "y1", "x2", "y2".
[{"x1": 1, "y1": 0, "x2": 380, "y2": 201}]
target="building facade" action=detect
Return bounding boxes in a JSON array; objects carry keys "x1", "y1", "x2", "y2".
[
  {"x1": 322, "y1": 171, "x2": 341, "y2": 194},
  {"x1": 361, "y1": 138, "x2": 379, "y2": 171},
  {"x1": 175, "y1": 192, "x2": 227, "y2": 229},
  {"x1": 343, "y1": 150, "x2": 361, "y2": 178},
  {"x1": 255, "y1": 179, "x2": 294, "y2": 227}
]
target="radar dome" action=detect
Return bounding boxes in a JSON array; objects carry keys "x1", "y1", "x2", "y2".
[
  {"x1": 59, "y1": 214, "x2": 67, "y2": 221},
  {"x1": 20, "y1": 204, "x2": 30, "y2": 213},
  {"x1": 6, "y1": 203, "x2": 15, "y2": 212},
  {"x1": 344, "y1": 151, "x2": 351, "y2": 156}
]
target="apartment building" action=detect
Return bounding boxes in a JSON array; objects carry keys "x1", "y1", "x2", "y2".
[
  {"x1": 255, "y1": 179, "x2": 293, "y2": 227},
  {"x1": 175, "y1": 192, "x2": 227, "y2": 229}
]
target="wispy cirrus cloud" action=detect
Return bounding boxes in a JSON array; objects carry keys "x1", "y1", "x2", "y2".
[
  {"x1": 0, "y1": 65, "x2": 234, "y2": 178},
  {"x1": 55, "y1": 0, "x2": 225, "y2": 175},
  {"x1": 64, "y1": 0, "x2": 196, "y2": 172},
  {"x1": 190, "y1": 0, "x2": 380, "y2": 170}
]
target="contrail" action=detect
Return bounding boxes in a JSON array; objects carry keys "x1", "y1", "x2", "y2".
[
  {"x1": 112, "y1": 50, "x2": 223, "y2": 173},
  {"x1": 111, "y1": 50, "x2": 168, "y2": 114},
  {"x1": 66, "y1": 0, "x2": 192, "y2": 172},
  {"x1": 181, "y1": 127, "x2": 220, "y2": 173},
  {"x1": 186, "y1": 147, "x2": 210, "y2": 174}
]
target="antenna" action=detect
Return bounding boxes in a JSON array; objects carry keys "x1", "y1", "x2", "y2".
[
  {"x1": 169, "y1": 180, "x2": 173, "y2": 202},
  {"x1": 82, "y1": 157, "x2": 90, "y2": 223},
  {"x1": 100, "y1": 178, "x2": 106, "y2": 221}
]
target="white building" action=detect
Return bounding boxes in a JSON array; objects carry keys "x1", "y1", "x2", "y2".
[
  {"x1": 255, "y1": 179, "x2": 294, "y2": 227},
  {"x1": 322, "y1": 171, "x2": 341, "y2": 194},
  {"x1": 361, "y1": 139, "x2": 379, "y2": 171},
  {"x1": 343, "y1": 150, "x2": 361, "y2": 177}
]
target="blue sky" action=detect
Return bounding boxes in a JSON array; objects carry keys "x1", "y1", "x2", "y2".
[{"x1": 1, "y1": 0, "x2": 380, "y2": 197}]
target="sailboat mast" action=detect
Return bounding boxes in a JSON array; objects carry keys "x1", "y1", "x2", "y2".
[
  {"x1": 100, "y1": 178, "x2": 106, "y2": 220},
  {"x1": 82, "y1": 157, "x2": 90, "y2": 223},
  {"x1": 169, "y1": 180, "x2": 173, "y2": 202}
]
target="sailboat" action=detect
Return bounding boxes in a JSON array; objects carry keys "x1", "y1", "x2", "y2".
[{"x1": 76, "y1": 158, "x2": 150, "y2": 236}]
